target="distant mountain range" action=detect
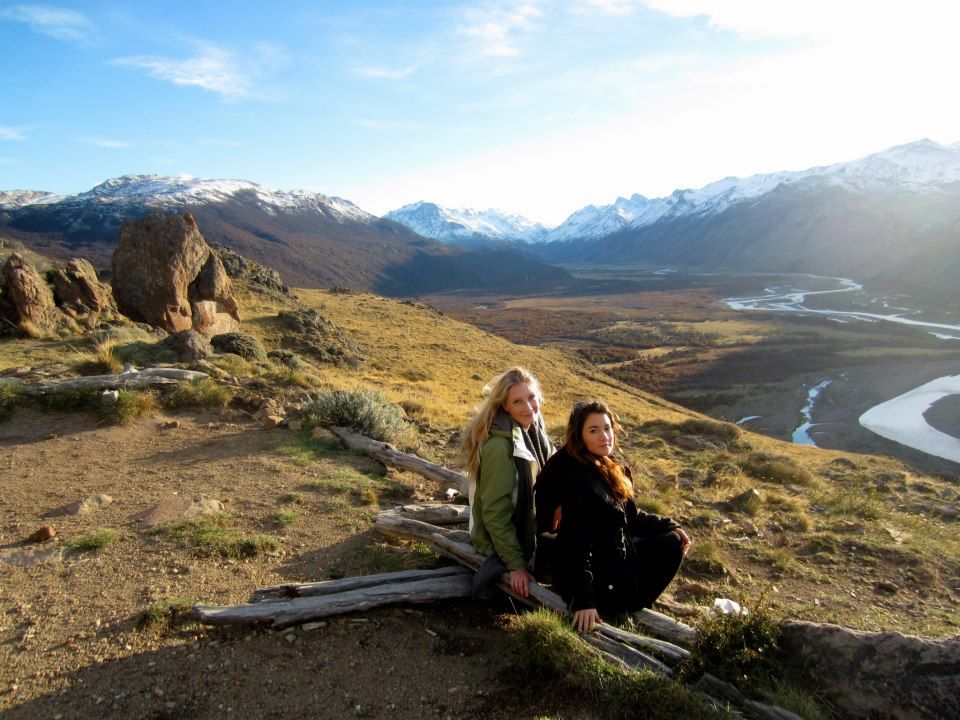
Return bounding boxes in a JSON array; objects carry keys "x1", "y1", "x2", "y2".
[
  {"x1": 384, "y1": 139, "x2": 960, "y2": 304},
  {"x1": 0, "y1": 176, "x2": 568, "y2": 295}
]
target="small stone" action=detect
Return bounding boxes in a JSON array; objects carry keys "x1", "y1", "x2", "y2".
[
  {"x1": 301, "y1": 622, "x2": 324, "y2": 631},
  {"x1": 311, "y1": 427, "x2": 323, "y2": 439},
  {"x1": 285, "y1": 633, "x2": 296, "y2": 643},
  {"x1": 424, "y1": 628, "x2": 438, "y2": 637},
  {"x1": 287, "y1": 420, "x2": 302, "y2": 431},
  {"x1": 875, "y1": 580, "x2": 900, "y2": 594},
  {"x1": 160, "y1": 420, "x2": 181, "y2": 430},
  {"x1": 153, "y1": 687, "x2": 164, "y2": 698},
  {"x1": 263, "y1": 415, "x2": 284, "y2": 429},
  {"x1": 100, "y1": 389, "x2": 119, "y2": 406},
  {"x1": 728, "y1": 488, "x2": 763, "y2": 515},
  {"x1": 28, "y1": 525, "x2": 57, "y2": 543}
]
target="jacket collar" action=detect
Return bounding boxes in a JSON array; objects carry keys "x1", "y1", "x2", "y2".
[{"x1": 490, "y1": 407, "x2": 537, "y2": 462}]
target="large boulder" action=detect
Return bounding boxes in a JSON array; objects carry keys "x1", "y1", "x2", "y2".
[
  {"x1": 51, "y1": 258, "x2": 114, "y2": 324},
  {"x1": 0, "y1": 253, "x2": 61, "y2": 335},
  {"x1": 780, "y1": 620, "x2": 960, "y2": 719},
  {"x1": 111, "y1": 213, "x2": 240, "y2": 335}
]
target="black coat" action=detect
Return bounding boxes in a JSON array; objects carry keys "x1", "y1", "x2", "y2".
[{"x1": 535, "y1": 447, "x2": 679, "y2": 613}]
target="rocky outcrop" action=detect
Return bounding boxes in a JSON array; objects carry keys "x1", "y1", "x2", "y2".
[
  {"x1": 51, "y1": 258, "x2": 114, "y2": 325},
  {"x1": 0, "y1": 253, "x2": 61, "y2": 335},
  {"x1": 211, "y1": 242, "x2": 288, "y2": 296},
  {"x1": 276, "y1": 308, "x2": 362, "y2": 366},
  {"x1": 111, "y1": 213, "x2": 240, "y2": 335},
  {"x1": 158, "y1": 329, "x2": 213, "y2": 362},
  {"x1": 780, "y1": 620, "x2": 960, "y2": 719}
]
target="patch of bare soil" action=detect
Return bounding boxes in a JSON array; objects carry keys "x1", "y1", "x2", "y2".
[{"x1": 0, "y1": 409, "x2": 572, "y2": 720}]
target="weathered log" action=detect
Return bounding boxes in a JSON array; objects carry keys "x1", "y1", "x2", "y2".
[
  {"x1": 249, "y1": 566, "x2": 470, "y2": 603},
  {"x1": 696, "y1": 673, "x2": 804, "y2": 720},
  {"x1": 631, "y1": 608, "x2": 697, "y2": 648},
  {"x1": 6, "y1": 367, "x2": 209, "y2": 395},
  {"x1": 195, "y1": 573, "x2": 472, "y2": 627},
  {"x1": 599, "y1": 622, "x2": 691, "y2": 663},
  {"x1": 584, "y1": 633, "x2": 673, "y2": 676},
  {"x1": 395, "y1": 503, "x2": 469, "y2": 525},
  {"x1": 329, "y1": 426, "x2": 468, "y2": 493}
]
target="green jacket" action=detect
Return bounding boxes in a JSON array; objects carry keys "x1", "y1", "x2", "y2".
[{"x1": 470, "y1": 411, "x2": 553, "y2": 571}]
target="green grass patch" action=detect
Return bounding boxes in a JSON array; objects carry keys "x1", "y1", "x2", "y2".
[
  {"x1": 35, "y1": 386, "x2": 101, "y2": 412},
  {"x1": 138, "y1": 597, "x2": 199, "y2": 628},
  {"x1": 67, "y1": 528, "x2": 118, "y2": 552},
  {"x1": 817, "y1": 484, "x2": 884, "y2": 520},
  {"x1": 635, "y1": 496, "x2": 668, "y2": 515},
  {"x1": 208, "y1": 353, "x2": 256, "y2": 377},
  {"x1": 0, "y1": 381, "x2": 22, "y2": 421},
  {"x1": 164, "y1": 378, "x2": 234, "y2": 409},
  {"x1": 264, "y1": 367, "x2": 322, "y2": 389},
  {"x1": 276, "y1": 509, "x2": 300, "y2": 527},
  {"x1": 160, "y1": 515, "x2": 280, "y2": 558},
  {"x1": 513, "y1": 609, "x2": 730, "y2": 720}
]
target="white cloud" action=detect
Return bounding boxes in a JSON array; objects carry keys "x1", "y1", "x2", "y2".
[
  {"x1": 0, "y1": 4, "x2": 92, "y2": 42},
  {"x1": 460, "y1": 1, "x2": 544, "y2": 57},
  {"x1": 111, "y1": 42, "x2": 285, "y2": 100},
  {"x1": 575, "y1": 0, "x2": 640, "y2": 14},
  {"x1": 0, "y1": 126, "x2": 27, "y2": 141},
  {"x1": 81, "y1": 138, "x2": 136, "y2": 148},
  {"x1": 356, "y1": 63, "x2": 421, "y2": 80}
]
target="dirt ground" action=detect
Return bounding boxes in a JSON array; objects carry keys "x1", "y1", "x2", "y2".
[{"x1": 0, "y1": 408, "x2": 585, "y2": 720}]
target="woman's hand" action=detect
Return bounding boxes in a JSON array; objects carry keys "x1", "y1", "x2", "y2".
[
  {"x1": 674, "y1": 528, "x2": 692, "y2": 556},
  {"x1": 509, "y1": 568, "x2": 533, "y2": 598},
  {"x1": 572, "y1": 608, "x2": 601, "y2": 633}
]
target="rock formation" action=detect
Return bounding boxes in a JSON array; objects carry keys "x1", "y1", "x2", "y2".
[
  {"x1": 780, "y1": 620, "x2": 960, "y2": 719},
  {"x1": 111, "y1": 213, "x2": 240, "y2": 335},
  {"x1": 51, "y1": 258, "x2": 114, "y2": 325},
  {"x1": 0, "y1": 253, "x2": 61, "y2": 335}
]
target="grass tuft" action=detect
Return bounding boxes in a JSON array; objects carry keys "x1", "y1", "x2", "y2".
[
  {"x1": 160, "y1": 515, "x2": 279, "y2": 558},
  {"x1": 67, "y1": 528, "x2": 118, "y2": 552},
  {"x1": 276, "y1": 509, "x2": 300, "y2": 527},
  {"x1": 513, "y1": 609, "x2": 729, "y2": 720},
  {"x1": 0, "y1": 382, "x2": 22, "y2": 422},
  {"x1": 138, "y1": 597, "x2": 198, "y2": 628},
  {"x1": 102, "y1": 389, "x2": 158, "y2": 425},
  {"x1": 739, "y1": 453, "x2": 814, "y2": 486},
  {"x1": 164, "y1": 378, "x2": 234, "y2": 409}
]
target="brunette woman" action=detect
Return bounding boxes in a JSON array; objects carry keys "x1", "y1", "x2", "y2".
[
  {"x1": 458, "y1": 367, "x2": 555, "y2": 598},
  {"x1": 536, "y1": 400, "x2": 690, "y2": 632}
]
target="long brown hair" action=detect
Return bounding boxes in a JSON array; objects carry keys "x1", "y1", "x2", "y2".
[
  {"x1": 457, "y1": 367, "x2": 543, "y2": 480},
  {"x1": 564, "y1": 400, "x2": 633, "y2": 504}
]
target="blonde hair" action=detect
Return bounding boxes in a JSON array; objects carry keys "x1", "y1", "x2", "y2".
[{"x1": 457, "y1": 367, "x2": 542, "y2": 480}]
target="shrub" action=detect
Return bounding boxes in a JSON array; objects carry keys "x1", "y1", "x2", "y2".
[
  {"x1": 164, "y1": 378, "x2": 234, "y2": 409},
  {"x1": 211, "y1": 332, "x2": 267, "y2": 361},
  {"x1": 72, "y1": 340, "x2": 123, "y2": 375},
  {"x1": 680, "y1": 597, "x2": 781, "y2": 693},
  {"x1": 102, "y1": 390, "x2": 158, "y2": 424},
  {"x1": 513, "y1": 609, "x2": 727, "y2": 720},
  {"x1": 138, "y1": 598, "x2": 198, "y2": 628},
  {"x1": 677, "y1": 418, "x2": 741, "y2": 442},
  {"x1": 300, "y1": 388, "x2": 411, "y2": 444},
  {"x1": 67, "y1": 528, "x2": 118, "y2": 552},
  {"x1": 739, "y1": 453, "x2": 814, "y2": 486},
  {"x1": 276, "y1": 509, "x2": 300, "y2": 527}
]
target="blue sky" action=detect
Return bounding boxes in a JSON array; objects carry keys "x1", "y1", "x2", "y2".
[{"x1": 2, "y1": 1, "x2": 958, "y2": 224}]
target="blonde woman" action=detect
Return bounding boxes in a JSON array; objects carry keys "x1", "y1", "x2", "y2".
[{"x1": 459, "y1": 367, "x2": 554, "y2": 598}]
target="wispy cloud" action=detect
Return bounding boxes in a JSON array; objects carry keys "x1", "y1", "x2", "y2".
[
  {"x1": 111, "y1": 41, "x2": 287, "y2": 100},
  {"x1": 575, "y1": 0, "x2": 640, "y2": 14},
  {"x1": 460, "y1": 1, "x2": 544, "y2": 57},
  {"x1": 81, "y1": 137, "x2": 136, "y2": 148},
  {"x1": 0, "y1": 4, "x2": 92, "y2": 42},
  {"x1": 0, "y1": 126, "x2": 27, "y2": 141},
  {"x1": 356, "y1": 63, "x2": 421, "y2": 80}
]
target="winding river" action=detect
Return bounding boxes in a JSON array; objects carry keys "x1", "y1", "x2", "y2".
[{"x1": 724, "y1": 274, "x2": 960, "y2": 463}]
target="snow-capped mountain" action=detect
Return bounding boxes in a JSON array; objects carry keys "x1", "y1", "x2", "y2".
[
  {"x1": 0, "y1": 174, "x2": 569, "y2": 294},
  {"x1": 6, "y1": 174, "x2": 376, "y2": 226},
  {"x1": 548, "y1": 139, "x2": 960, "y2": 242},
  {"x1": 385, "y1": 201, "x2": 548, "y2": 245}
]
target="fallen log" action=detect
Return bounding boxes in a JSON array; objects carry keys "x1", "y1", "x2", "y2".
[
  {"x1": 5, "y1": 367, "x2": 209, "y2": 395},
  {"x1": 195, "y1": 573, "x2": 473, "y2": 627},
  {"x1": 394, "y1": 503, "x2": 469, "y2": 526},
  {"x1": 329, "y1": 426, "x2": 468, "y2": 493},
  {"x1": 249, "y1": 566, "x2": 470, "y2": 603}
]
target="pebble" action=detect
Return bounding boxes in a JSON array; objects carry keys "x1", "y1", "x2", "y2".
[{"x1": 28, "y1": 525, "x2": 57, "y2": 543}]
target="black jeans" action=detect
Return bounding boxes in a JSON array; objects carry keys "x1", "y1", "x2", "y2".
[{"x1": 629, "y1": 529, "x2": 684, "y2": 610}]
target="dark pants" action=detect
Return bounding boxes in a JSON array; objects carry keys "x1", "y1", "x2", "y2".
[{"x1": 629, "y1": 529, "x2": 684, "y2": 610}]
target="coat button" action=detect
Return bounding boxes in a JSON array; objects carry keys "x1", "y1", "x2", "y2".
[{"x1": 608, "y1": 584, "x2": 614, "y2": 590}]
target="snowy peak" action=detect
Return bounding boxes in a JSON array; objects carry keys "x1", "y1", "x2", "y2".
[
  {"x1": 0, "y1": 190, "x2": 56, "y2": 209},
  {"x1": 8, "y1": 174, "x2": 376, "y2": 224},
  {"x1": 385, "y1": 201, "x2": 548, "y2": 244}
]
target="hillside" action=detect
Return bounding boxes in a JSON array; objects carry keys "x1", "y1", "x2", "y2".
[{"x1": 1, "y1": 274, "x2": 958, "y2": 719}]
